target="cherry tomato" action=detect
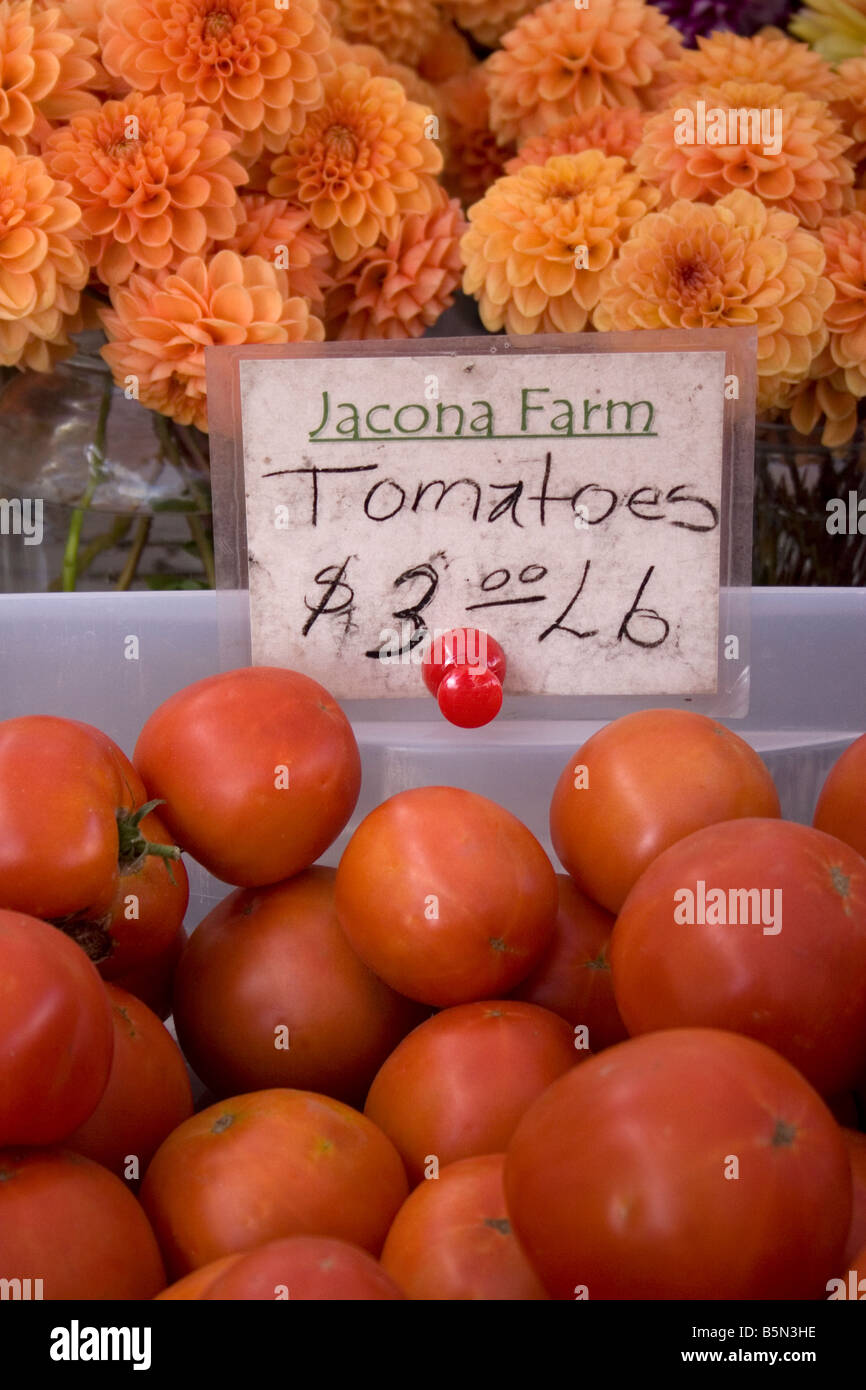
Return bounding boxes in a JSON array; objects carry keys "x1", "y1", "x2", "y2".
[
  {"x1": 437, "y1": 664, "x2": 503, "y2": 728},
  {"x1": 134, "y1": 667, "x2": 361, "y2": 888},
  {"x1": 172, "y1": 868, "x2": 424, "y2": 1106},
  {"x1": 549, "y1": 709, "x2": 781, "y2": 913},
  {"x1": 0, "y1": 909, "x2": 113, "y2": 1146},
  {"x1": 504, "y1": 1029, "x2": 851, "y2": 1300},
  {"x1": 0, "y1": 1148, "x2": 166, "y2": 1300},
  {"x1": 610, "y1": 819, "x2": 866, "y2": 1094},
  {"x1": 335, "y1": 786, "x2": 557, "y2": 1006},
  {"x1": 364, "y1": 1000, "x2": 578, "y2": 1183},
  {"x1": 511, "y1": 873, "x2": 627, "y2": 1050},
  {"x1": 381, "y1": 1155, "x2": 548, "y2": 1300},
  {"x1": 201, "y1": 1237, "x2": 405, "y2": 1301},
  {"x1": 140, "y1": 1088, "x2": 409, "y2": 1277},
  {"x1": 422, "y1": 627, "x2": 506, "y2": 695},
  {"x1": 65, "y1": 985, "x2": 193, "y2": 1181},
  {"x1": 814, "y1": 732, "x2": 866, "y2": 862}
]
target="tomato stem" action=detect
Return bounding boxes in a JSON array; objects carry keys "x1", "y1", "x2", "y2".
[{"x1": 116, "y1": 800, "x2": 183, "y2": 881}]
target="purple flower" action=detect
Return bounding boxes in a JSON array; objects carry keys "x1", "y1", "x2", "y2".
[{"x1": 652, "y1": 1, "x2": 797, "y2": 46}]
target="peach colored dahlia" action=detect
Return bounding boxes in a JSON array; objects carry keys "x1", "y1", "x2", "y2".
[
  {"x1": 0, "y1": 144, "x2": 90, "y2": 370},
  {"x1": 325, "y1": 184, "x2": 466, "y2": 339},
  {"x1": 507, "y1": 108, "x2": 646, "y2": 174},
  {"x1": 461, "y1": 150, "x2": 660, "y2": 334},
  {"x1": 0, "y1": 1, "x2": 99, "y2": 154},
  {"x1": 43, "y1": 91, "x2": 247, "y2": 287},
  {"x1": 593, "y1": 192, "x2": 833, "y2": 411},
  {"x1": 221, "y1": 193, "x2": 332, "y2": 310},
  {"x1": 486, "y1": 0, "x2": 684, "y2": 148},
  {"x1": 416, "y1": 19, "x2": 475, "y2": 85},
  {"x1": 784, "y1": 347, "x2": 860, "y2": 448},
  {"x1": 833, "y1": 58, "x2": 866, "y2": 181},
  {"x1": 440, "y1": 67, "x2": 512, "y2": 209},
  {"x1": 267, "y1": 63, "x2": 442, "y2": 261},
  {"x1": 633, "y1": 81, "x2": 854, "y2": 231},
  {"x1": 820, "y1": 212, "x2": 866, "y2": 401},
  {"x1": 329, "y1": 38, "x2": 441, "y2": 117},
  {"x1": 100, "y1": 250, "x2": 324, "y2": 432},
  {"x1": 437, "y1": 0, "x2": 543, "y2": 48},
  {"x1": 661, "y1": 28, "x2": 841, "y2": 102},
  {"x1": 98, "y1": 0, "x2": 335, "y2": 163},
  {"x1": 325, "y1": 0, "x2": 439, "y2": 68}
]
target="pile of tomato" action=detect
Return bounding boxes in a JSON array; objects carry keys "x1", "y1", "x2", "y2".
[{"x1": 1, "y1": 663, "x2": 866, "y2": 1301}]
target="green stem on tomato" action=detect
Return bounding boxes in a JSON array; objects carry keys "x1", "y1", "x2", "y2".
[{"x1": 60, "y1": 378, "x2": 113, "y2": 592}]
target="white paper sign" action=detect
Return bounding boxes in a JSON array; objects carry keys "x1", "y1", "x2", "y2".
[{"x1": 239, "y1": 348, "x2": 726, "y2": 698}]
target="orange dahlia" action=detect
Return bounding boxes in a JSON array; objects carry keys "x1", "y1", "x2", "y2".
[
  {"x1": 325, "y1": 184, "x2": 466, "y2": 339},
  {"x1": 221, "y1": 193, "x2": 332, "y2": 310},
  {"x1": 833, "y1": 58, "x2": 866, "y2": 181},
  {"x1": 100, "y1": 250, "x2": 324, "y2": 432},
  {"x1": 325, "y1": 0, "x2": 439, "y2": 67},
  {"x1": 268, "y1": 63, "x2": 442, "y2": 261},
  {"x1": 33, "y1": 0, "x2": 130, "y2": 99},
  {"x1": 660, "y1": 28, "x2": 841, "y2": 102},
  {"x1": 507, "y1": 108, "x2": 646, "y2": 174},
  {"x1": 0, "y1": 1, "x2": 99, "y2": 154},
  {"x1": 0, "y1": 144, "x2": 90, "y2": 370},
  {"x1": 43, "y1": 91, "x2": 246, "y2": 288},
  {"x1": 98, "y1": 0, "x2": 335, "y2": 163},
  {"x1": 461, "y1": 150, "x2": 661, "y2": 334},
  {"x1": 486, "y1": 0, "x2": 684, "y2": 148},
  {"x1": 593, "y1": 192, "x2": 833, "y2": 410},
  {"x1": 437, "y1": 0, "x2": 542, "y2": 48},
  {"x1": 819, "y1": 212, "x2": 866, "y2": 403},
  {"x1": 633, "y1": 82, "x2": 855, "y2": 231},
  {"x1": 784, "y1": 348, "x2": 860, "y2": 448},
  {"x1": 330, "y1": 38, "x2": 441, "y2": 117},
  {"x1": 416, "y1": 19, "x2": 475, "y2": 84},
  {"x1": 440, "y1": 67, "x2": 512, "y2": 209}
]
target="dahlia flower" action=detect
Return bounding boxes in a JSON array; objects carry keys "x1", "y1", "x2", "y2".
[
  {"x1": 784, "y1": 348, "x2": 861, "y2": 448},
  {"x1": 820, "y1": 212, "x2": 866, "y2": 402},
  {"x1": 325, "y1": 0, "x2": 439, "y2": 67},
  {"x1": 0, "y1": 0, "x2": 99, "y2": 154},
  {"x1": 43, "y1": 91, "x2": 246, "y2": 287},
  {"x1": 416, "y1": 19, "x2": 475, "y2": 85},
  {"x1": 329, "y1": 39, "x2": 441, "y2": 118},
  {"x1": 593, "y1": 191, "x2": 834, "y2": 411},
  {"x1": 268, "y1": 63, "x2": 442, "y2": 261},
  {"x1": 461, "y1": 150, "x2": 661, "y2": 334},
  {"x1": 507, "y1": 108, "x2": 646, "y2": 174},
  {"x1": 100, "y1": 250, "x2": 324, "y2": 432},
  {"x1": 437, "y1": 0, "x2": 543, "y2": 48},
  {"x1": 791, "y1": 0, "x2": 866, "y2": 64},
  {"x1": 440, "y1": 68, "x2": 512, "y2": 209},
  {"x1": 221, "y1": 194, "x2": 332, "y2": 310},
  {"x1": 833, "y1": 58, "x2": 866, "y2": 180},
  {"x1": 661, "y1": 27, "x2": 841, "y2": 100}
]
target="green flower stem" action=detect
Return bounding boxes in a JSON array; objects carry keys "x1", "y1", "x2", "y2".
[
  {"x1": 115, "y1": 516, "x2": 152, "y2": 591},
  {"x1": 186, "y1": 512, "x2": 216, "y2": 588},
  {"x1": 154, "y1": 413, "x2": 215, "y2": 587},
  {"x1": 60, "y1": 378, "x2": 113, "y2": 592},
  {"x1": 49, "y1": 515, "x2": 133, "y2": 591}
]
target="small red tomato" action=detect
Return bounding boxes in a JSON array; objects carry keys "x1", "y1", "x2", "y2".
[
  {"x1": 65, "y1": 985, "x2": 193, "y2": 1181},
  {"x1": 96, "y1": 808, "x2": 188, "y2": 978},
  {"x1": 202, "y1": 1237, "x2": 405, "y2": 1301},
  {"x1": 422, "y1": 628, "x2": 506, "y2": 695},
  {"x1": 437, "y1": 664, "x2": 503, "y2": 728},
  {"x1": 0, "y1": 909, "x2": 114, "y2": 1146},
  {"x1": 814, "y1": 732, "x2": 866, "y2": 862}
]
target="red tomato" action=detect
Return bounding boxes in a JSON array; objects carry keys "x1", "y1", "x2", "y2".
[
  {"x1": 549, "y1": 709, "x2": 781, "y2": 913},
  {"x1": 842, "y1": 1128, "x2": 866, "y2": 1269},
  {"x1": 511, "y1": 874, "x2": 627, "y2": 1050},
  {"x1": 109, "y1": 925, "x2": 186, "y2": 1021},
  {"x1": 381, "y1": 1155, "x2": 548, "y2": 1300},
  {"x1": 97, "y1": 808, "x2": 188, "y2": 978},
  {"x1": 610, "y1": 819, "x2": 866, "y2": 1094},
  {"x1": 201, "y1": 1237, "x2": 405, "y2": 1301},
  {"x1": 0, "y1": 716, "x2": 182, "y2": 938},
  {"x1": 0, "y1": 910, "x2": 113, "y2": 1146},
  {"x1": 814, "y1": 732, "x2": 866, "y2": 862},
  {"x1": 155, "y1": 1254, "x2": 243, "y2": 1300},
  {"x1": 505, "y1": 1029, "x2": 851, "y2": 1300},
  {"x1": 437, "y1": 665, "x2": 503, "y2": 728},
  {"x1": 134, "y1": 667, "x2": 361, "y2": 887},
  {"x1": 0, "y1": 1148, "x2": 165, "y2": 1300},
  {"x1": 840, "y1": 1242, "x2": 866, "y2": 1297},
  {"x1": 65, "y1": 985, "x2": 193, "y2": 1180},
  {"x1": 335, "y1": 787, "x2": 557, "y2": 1006},
  {"x1": 172, "y1": 868, "x2": 423, "y2": 1106},
  {"x1": 364, "y1": 1000, "x2": 578, "y2": 1183},
  {"x1": 140, "y1": 1088, "x2": 409, "y2": 1277},
  {"x1": 421, "y1": 628, "x2": 506, "y2": 695}
]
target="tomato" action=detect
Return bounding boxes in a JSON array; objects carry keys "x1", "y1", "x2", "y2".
[
  {"x1": 96, "y1": 808, "x2": 188, "y2": 978},
  {"x1": 842, "y1": 1129, "x2": 866, "y2": 1268},
  {"x1": 0, "y1": 909, "x2": 113, "y2": 1146},
  {"x1": 173, "y1": 868, "x2": 423, "y2": 1106},
  {"x1": 842, "y1": 1242, "x2": 866, "y2": 1294},
  {"x1": 0, "y1": 716, "x2": 183, "y2": 951},
  {"x1": 0, "y1": 1148, "x2": 165, "y2": 1300},
  {"x1": 65, "y1": 985, "x2": 193, "y2": 1180},
  {"x1": 140, "y1": 1088, "x2": 408, "y2": 1277},
  {"x1": 381, "y1": 1155, "x2": 548, "y2": 1301},
  {"x1": 549, "y1": 709, "x2": 781, "y2": 914},
  {"x1": 814, "y1": 732, "x2": 866, "y2": 862},
  {"x1": 421, "y1": 627, "x2": 506, "y2": 695},
  {"x1": 504, "y1": 1028, "x2": 851, "y2": 1300},
  {"x1": 610, "y1": 819, "x2": 866, "y2": 1094},
  {"x1": 437, "y1": 665, "x2": 503, "y2": 728},
  {"x1": 109, "y1": 925, "x2": 186, "y2": 1021},
  {"x1": 511, "y1": 874, "x2": 627, "y2": 1050},
  {"x1": 364, "y1": 1000, "x2": 578, "y2": 1183},
  {"x1": 201, "y1": 1237, "x2": 405, "y2": 1301},
  {"x1": 134, "y1": 667, "x2": 361, "y2": 887},
  {"x1": 335, "y1": 786, "x2": 557, "y2": 1006},
  {"x1": 155, "y1": 1254, "x2": 243, "y2": 1300}
]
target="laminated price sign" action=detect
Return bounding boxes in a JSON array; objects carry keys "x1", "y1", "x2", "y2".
[{"x1": 208, "y1": 330, "x2": 755, "y2": 708}]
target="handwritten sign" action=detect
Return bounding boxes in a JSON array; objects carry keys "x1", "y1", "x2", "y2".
[{"x1": 236, "y1": 345, "x2": 731, "y2": 699}]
